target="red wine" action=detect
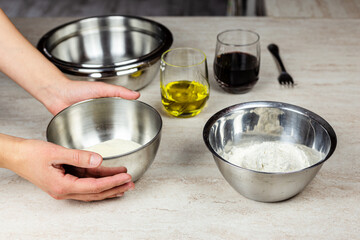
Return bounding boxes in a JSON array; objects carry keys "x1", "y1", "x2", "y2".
[{"x1": 214, "y1": 52, "x2": 259, "y2": 94}]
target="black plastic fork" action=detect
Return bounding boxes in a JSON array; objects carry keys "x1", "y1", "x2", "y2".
[{"x1": 267, "y1": 43, "x2": 294, "y2": 85}]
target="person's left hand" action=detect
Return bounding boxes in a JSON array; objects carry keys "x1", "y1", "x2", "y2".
[
  {"x1": 43, "y1": 79, "x2": 140, "y2": 115},
  {"x1": 0, "y1": 135, "x2": 135, "y2": 201}
]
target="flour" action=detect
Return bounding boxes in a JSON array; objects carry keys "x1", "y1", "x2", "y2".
[
  {"x1": 223, "y1": 141, "x2": 324, "y2": 172},
  {"x1": 84, "y1": 139, "x2": 142, "y2": 158}
]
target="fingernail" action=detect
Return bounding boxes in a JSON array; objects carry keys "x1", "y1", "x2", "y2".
[
  {"x1": 123, "y1": 174, "x2": 132, "y2": 183},
  {"x1": 128, "y1": 182, "x2": 135, "y2": 191},
  {"x1": 90, "y1": 154, "x2": 102, "y2": 166},
  {"x1": 116, "y1": 193, "x2": 124, "y2": 197}
]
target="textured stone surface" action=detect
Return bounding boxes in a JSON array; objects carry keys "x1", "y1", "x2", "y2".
[
  {"x1": 0, "y1": 0, "x2": 229, "y2": 17},
  {"x1": 0, "y1": 17, "x2": 359, "y2": 239},
  {"x1": 265, "y1": 0, "x2": 360, "y2": 18}
]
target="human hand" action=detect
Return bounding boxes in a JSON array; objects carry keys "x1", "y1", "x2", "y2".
[
  {"x1": 1, "y1": 134, "x2": 134, "y2": 201},
  {"x1": 43, "y1": 79, "x2": 141, "y2": 115},
  {"x1": 0, "y1": 10, "x2": 140, "y2": 116}
]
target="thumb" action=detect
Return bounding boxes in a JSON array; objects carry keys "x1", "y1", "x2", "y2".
[{"x1": 57, "y1": 148, "x2": 103, "y2": 168}]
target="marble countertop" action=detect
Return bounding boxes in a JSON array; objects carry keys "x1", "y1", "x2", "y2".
[
  {"x1": 264, "y1": 0, "x2": 360, "y2": 18},
  {"x1": 0, "y1": 17, "x2": 359, "y2": 239}
]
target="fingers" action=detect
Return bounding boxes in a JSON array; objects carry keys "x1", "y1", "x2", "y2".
[
  {"x1": 53, "y1": 147, "x2": 103, "y2": 169},
  {"x1": 85, "y1": 166, "x2": 128, "y2": 177},
  {"x1": 49, "y1": 172, "x2": 134, "y2": 201},
  {"x1": 53, "y1": 146, "x2": 128, "y2": 177},
  {"x1": 116, "y1": 87, "x2": 140, "y2": 100},
  {"x1": 48, "y1": 145, "x2": 136, "y2": 201},
  {"x1": 64, "y1": 171, "x2": 132, "y2": 194},
  {"x1": 101, "y1": 82, "x2": 140, "y2": 100},
  {"x1": 64, "y1": 182, "x2": 135, "y2": 202},
  {"x1": 63, "y1": 165, "x2": 127, "y2": 178},
  {"x1": 48, "y1": 80, "x2": 141, "y2": 115}
]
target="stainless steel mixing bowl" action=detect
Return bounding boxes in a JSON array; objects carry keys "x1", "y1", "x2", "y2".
[
  {"x1": 46, "y1": 98, "x2": 162, "y2": 182},
  {"x1": 37, "y1": 15, "x2": 173, "y2": 90},
  {"x1": 203, "y1": 101, "x2": 337, "y2": 202}
]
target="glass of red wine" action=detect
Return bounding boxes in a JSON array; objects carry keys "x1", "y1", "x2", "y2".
[{"x1": 214, "y1": 29, "x2": 260, "y2": 94}]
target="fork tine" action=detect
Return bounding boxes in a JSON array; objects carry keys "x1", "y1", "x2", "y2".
[
  {"x1": 278, "y1": 72, "x2": 294, "y2": 86},
  {"x1": 279, "y1": 77, "x2": 294, "y2": 86},
  {"x1": 288, "y1": 77, "x2": 294, "y2": 85}
]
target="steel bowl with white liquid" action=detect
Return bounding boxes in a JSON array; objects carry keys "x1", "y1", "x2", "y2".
[{"x1": 46, "y1": 98, "x2": 162, "y2": 182}]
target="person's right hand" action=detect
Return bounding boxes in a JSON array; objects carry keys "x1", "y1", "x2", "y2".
[{"x1": 0, "y1": 134, "x2": 135, "y2": 201}]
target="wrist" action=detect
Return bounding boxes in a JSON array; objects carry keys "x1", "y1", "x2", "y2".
[
  {"x1": 36, "y1": 75, "x2": 70, "y2": 114},
  {"x1": 0, "y1": 133, "x2": 25, "y2": 170}
]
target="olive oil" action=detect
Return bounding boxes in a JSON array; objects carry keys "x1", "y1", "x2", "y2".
[{"x1": 161, "y1": 80, "x2": 209, "y2": 117}]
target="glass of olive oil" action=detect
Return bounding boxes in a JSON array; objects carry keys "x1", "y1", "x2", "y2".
[{"x1": 160, "y1": 47, "x2": 209, "y2": 118}]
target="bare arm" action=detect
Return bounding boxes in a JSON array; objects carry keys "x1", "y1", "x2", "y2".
[
  {"x1": 0, "y1": 9, "x2": 68, "y2": 110},
  {"x1": 0, "y1": 9, "x2": 139, "y2": 115},
  {"x1": 0, "y1": 9, "x2": 139, "y2": 201}
]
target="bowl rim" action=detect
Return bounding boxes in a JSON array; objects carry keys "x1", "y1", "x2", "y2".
[
  {"x1": 46, "y1": 97, "x2": 162, "y2": 160},
  {"x1": 37, "y1": 15, "x2": 173, "y2": 76},
  {"x1": 203, "y1": 101, "x2": 337, "y2": 175}
]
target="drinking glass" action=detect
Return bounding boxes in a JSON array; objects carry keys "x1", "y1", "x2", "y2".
[
  {"x1": 214, "y1": 29, "x2": 260, "y2": 94},
  {"x1": 160, "y1": 47, "x2": 209, "y2": 118}
]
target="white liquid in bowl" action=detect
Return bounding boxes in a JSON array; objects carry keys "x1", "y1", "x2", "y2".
[{"x1": 84, "y1": 138, "x2": 142, "y2": 158}]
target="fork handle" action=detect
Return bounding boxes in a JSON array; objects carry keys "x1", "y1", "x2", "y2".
[{"x1": 267, "y1": 44, "x2": 287, "y2": 73}]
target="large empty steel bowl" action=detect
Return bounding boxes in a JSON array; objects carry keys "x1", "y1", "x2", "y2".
[
  {"x1": 37, "y1": 15, "x2": 173, "y2": 90},
  {"x1": 46, "y1": 98, "x2": 162, "y2": 182},
  {"x1": 203, "y1": 101, "x2": 337, "y2": 202}
]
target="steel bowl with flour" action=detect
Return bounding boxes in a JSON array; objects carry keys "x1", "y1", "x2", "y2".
[
  {"x1": 37, "y1": 15, "x2": 173, "y2": 90},
  {"x1": 203, "y1": 101, "x2": 337, "y2": 202},
  {"x1": 46, "y1": 98, "x2": 162, "y2": 182}
]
